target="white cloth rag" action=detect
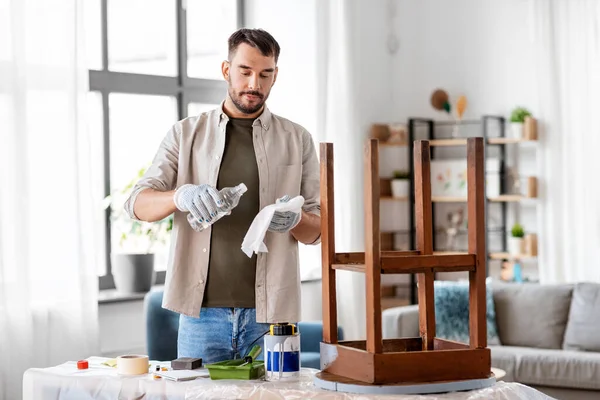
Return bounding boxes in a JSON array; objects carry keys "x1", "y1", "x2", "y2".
[{"x1": 241, "y1": 195, "x2": 305, "y2": 257}]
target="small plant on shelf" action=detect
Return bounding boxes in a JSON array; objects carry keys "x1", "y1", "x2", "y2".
[
  {"x1": 510, "y1": 107, "x2": 532, "y2": 123},
  {"x1": 391, "y1": 170, "x2": 410, "y2": 197},
  {"x1": 393, "y1": 170, "x2": 410, "y2": 180},
  {"x1": 508, "y1": 223, "x2": 525, "y2": 256},
  {"x1": 511, "y1": 223, "x2": 525, "y2": 238},
  {"x1": 509, "y1": 107, "x2": 533, "y2": 139}
]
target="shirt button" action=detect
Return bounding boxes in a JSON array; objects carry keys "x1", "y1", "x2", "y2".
[
  {"x1": 263, "y1": 124, "x2": 267, "y2": 129},
  {"x1": 198, "y1": 280, "x2": 204, "y2": 285},
  {"x1": 202, "y1": 248, "x2": 207, "y2": 252},
  {"x1": 215, "y1": 155, "x2": 219, "y2": 160}
]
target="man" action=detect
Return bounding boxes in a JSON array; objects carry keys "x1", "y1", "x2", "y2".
[{"x1": 124, "y1": 28, "x2": 321, "y2": 363}]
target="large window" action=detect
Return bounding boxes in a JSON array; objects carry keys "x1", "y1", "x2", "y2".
[{"x1": 88, "y1": 0, "x2": 243, "y2": 290}]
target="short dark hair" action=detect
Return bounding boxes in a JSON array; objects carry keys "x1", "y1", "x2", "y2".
[{"x1": 228, "y1": 28, "x2": 280, "y2": 63}]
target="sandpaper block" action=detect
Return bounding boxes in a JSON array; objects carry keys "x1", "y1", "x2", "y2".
[{"x1": 171, "y1": 357, "x2": 202, "y2": 370}]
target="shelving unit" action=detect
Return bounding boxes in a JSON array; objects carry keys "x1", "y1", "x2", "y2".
[{"x1": 377, "y1": 116, "x2": 539, "y2": 304}]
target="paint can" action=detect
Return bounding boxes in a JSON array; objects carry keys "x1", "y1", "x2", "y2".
[{"x1": 264, "y1": 323, "x2": 300, "y2": 381}]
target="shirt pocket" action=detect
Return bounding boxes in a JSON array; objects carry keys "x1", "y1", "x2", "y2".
[{"x1": 275, "y1": 164, "x2": 302, "y2": 199}]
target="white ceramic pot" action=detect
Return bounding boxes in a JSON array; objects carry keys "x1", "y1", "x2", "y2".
[
  {"x1": 508, "y1": 237, "x2": 524, "y2": 256},
  {"x1": 112, "y1": 253, "x2": 156, "y2": 293},
  {"x1": 391, "y1": 180, "x2": 410, "y2": 198},
  {"x1": 510, "y1": 122, "x2": 523, "y2": 139}
]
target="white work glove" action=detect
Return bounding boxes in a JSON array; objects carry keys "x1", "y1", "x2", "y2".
[
  {"x1": 174, "y1": 184, "x2": 225, "y2": 227},
  {"x1": 268, "y1": 195, "x2": 302, "y2": 233}
]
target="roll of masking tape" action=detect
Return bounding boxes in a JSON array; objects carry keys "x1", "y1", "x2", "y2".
[{"x1": 116, "y1": 355, "x2": 149, "y2": 376}]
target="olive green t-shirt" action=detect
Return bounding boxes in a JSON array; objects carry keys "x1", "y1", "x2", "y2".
[{"x1": 203, "y1": 117, "x2": 259, "y2": 308}]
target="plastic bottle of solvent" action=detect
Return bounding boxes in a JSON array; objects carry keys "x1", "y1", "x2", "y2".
[{"x1": 188, "y1": 183, "x2": 247, "y2": 232}]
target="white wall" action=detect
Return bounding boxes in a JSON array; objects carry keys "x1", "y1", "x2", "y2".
[
  {"x1": 244, "y1": 0, "x2": 318, "y2": 135},
  {"x1": 391, "y1": 0, "x2": 537, "y2": 121}
]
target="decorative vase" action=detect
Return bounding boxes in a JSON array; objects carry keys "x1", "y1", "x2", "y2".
[
  {"x1": 391, "y1": 180, "x2": 410, "y2": 198},
  {"x1": 508, "y1": 237, "x2": 524, "y2": 256},
  {"x1": 112, "y1": 253, "x2": 156, "y2": 293},
  {"x1": 509, "y1": 122, "x2": 523, "y2": 139}
]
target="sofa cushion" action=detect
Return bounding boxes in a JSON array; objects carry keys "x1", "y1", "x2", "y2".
[
  {"x1": 492, "y1": 282, "x2": 573, "y2": 349},
  {"x1": 516, "y1": 347, "x2": 600, "y2": 390},
  {"x1": 434, "y1": 280, "x2": 500, "y2": 345},
  {"x1": 490, "y1": 345, "x2": 600, "y2": 391},
  {"x1": 563, "y1": 282, "x2": 600, "y2": 352},
  {"x1": 489, "y1": 345, "x2": 517, "y2": 382}
]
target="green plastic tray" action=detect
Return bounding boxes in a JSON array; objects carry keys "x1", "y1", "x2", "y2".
[{"x1": 205, "y1": 360, "x2": 265, "y2": 380}]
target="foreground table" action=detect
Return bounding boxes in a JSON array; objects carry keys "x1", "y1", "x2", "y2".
[{"x1": 23, "y1": 357, "x2": 553, "y2": 400}]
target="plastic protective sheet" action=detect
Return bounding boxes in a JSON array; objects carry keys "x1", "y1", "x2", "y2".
[
  {"x1": 185, "y1": 369, "x2": 554, "y2": 400},
  {"x1": 23, "y1": 359, "x2": 554, "y2": 400}
]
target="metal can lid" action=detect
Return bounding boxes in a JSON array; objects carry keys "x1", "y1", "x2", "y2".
[{"x1": 270, "y1": 323, "x2": 295, "y2": 336}]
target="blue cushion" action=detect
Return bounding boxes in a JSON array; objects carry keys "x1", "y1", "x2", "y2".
[
  {"x1": 144, "y1": 289, "x2": 180, "y2": 361},
  {"x1": 297, "y1": 321, "x2": 344, "y2": 352},
  {"x1": 434, "y1": 280, "x2": 500, "y2": 345},
  {"x1": 297, "y1": 321, "x2": 343, "y2": 370}
]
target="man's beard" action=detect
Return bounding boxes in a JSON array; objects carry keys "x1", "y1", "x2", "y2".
[{"x1": 228, "y1": 86, "x2": 267, "y2": 115}]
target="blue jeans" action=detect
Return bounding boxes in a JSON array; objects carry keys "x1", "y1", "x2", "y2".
[{"x1": 178, "y1": 308, "x2": 271, "y2": 364}]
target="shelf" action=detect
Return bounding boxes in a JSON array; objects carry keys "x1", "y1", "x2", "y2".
[
  {"x1": 381, "y1": 196, "x2": 409, "y2": 201},
  {"x1": 489, "y1": 195, "x2": 533, "y2": 202},
  {"x1": 433, "y1": 251, "x2": 538, "y2": 261},
  {"x1": 487, "y1": 138, "x2": 537, "y2": 145},
  {"x1": 434, "y1": 119, "x2": 482, "y2": 126},
  {"x1": 379, "y1": 142, "x2": 408, "y2": 147},
  {"x1": 426, "y1": 138, "x2": 538, "y2": 147},
  {"x1": 431, "y1": 195, "x2": 536, "y2": 203},
  {"x1": 431, "y1": 196, "x2": 468, "y2": 202},
  {"x1": 429, "y1": 139, "x2": 468, "y2": 147},
  {"x1": 489, "y1": 252, "x2": 538, "y2": 260}
]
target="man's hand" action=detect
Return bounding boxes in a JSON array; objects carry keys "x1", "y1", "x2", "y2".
[
  {"x1": 174, "y1": 184, "x2": 224, "y2": 225},
  {"x1": 268, "y1": 195, "x2": 302, "y2": 233}
]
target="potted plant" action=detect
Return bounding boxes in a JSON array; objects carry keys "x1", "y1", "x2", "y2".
[
  {"x1": 103, "y1": 166, "x2": 173, "y2": 293},
  {"x1": 391, "y1": 170, "x2": 410, "y2": 198},
  {"x1": 508, "y1": 223, "x2": 525, "y2": 256},
  {"x1": 509, "y1": 107, "x2": 532, "y2": 139}
]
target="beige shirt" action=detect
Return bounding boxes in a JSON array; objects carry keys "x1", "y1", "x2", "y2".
[{"x1": 124, "y1": 104, "x2": 321, "y2": 323}]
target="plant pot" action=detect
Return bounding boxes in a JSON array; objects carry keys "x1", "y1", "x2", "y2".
[
  {"x1": 112, "y1": 253, "x2": 156, "y2": 293},
  {"x1": 391, "y1": 179, "x2": 410, "y2": 198},
  {"x1": 509, "y1": 122, "x2": 523, "y2": 139},
  {"x1": 508, "y1": 237, "x2": 524, "y2": 256}
]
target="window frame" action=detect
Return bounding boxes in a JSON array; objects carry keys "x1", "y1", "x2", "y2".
[{"x1": 91, "y1": 0, "x2": 244, "y2": 290}]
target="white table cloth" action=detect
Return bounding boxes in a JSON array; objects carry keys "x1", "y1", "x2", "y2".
[{"x1": 23, "y1": 357, "x2": 553, "y2": 400}]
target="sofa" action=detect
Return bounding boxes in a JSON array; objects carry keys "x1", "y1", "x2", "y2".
[
  {"x1": 382, "y1": 281, "x2": 600, "y2": 400},
  {"x1": 143, "y1": 288, "x2": 343, "y2": 369}
]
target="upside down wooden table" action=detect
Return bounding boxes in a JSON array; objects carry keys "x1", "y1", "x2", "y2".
[
  {"x1": 22, "y1": 357, "x2": 552, "y2": 400},
  {"x1": 317, "y1": 138, "x2": 500, "y2": 394}
]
